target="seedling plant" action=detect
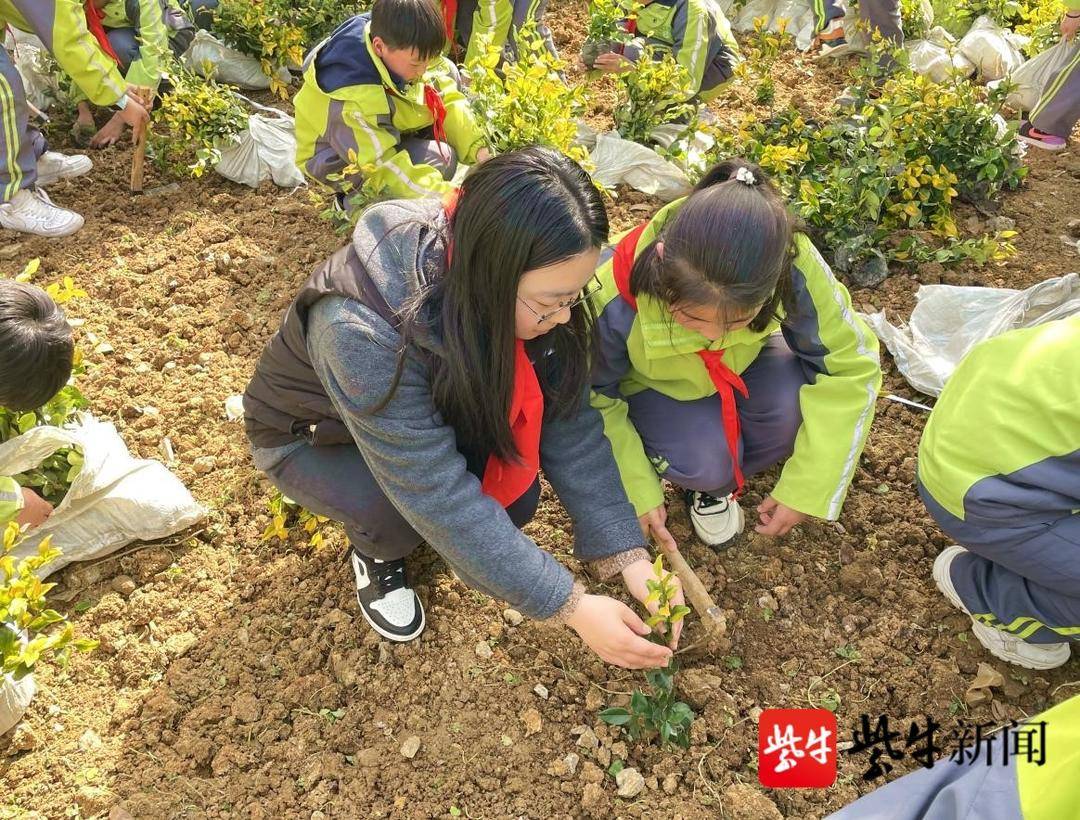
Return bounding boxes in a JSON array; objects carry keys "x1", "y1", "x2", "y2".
[
  {"x1": 615, "y1": 48, "x2": 698, "y2": 145},
  {"x1": 150, "y1": 64, "x2": 249, "y2": 178},
  {"x1": 598, "y1": 556, "x2": 695, "y2": 748},
  {"x1": 467, "y1": 23, "x2": 591, "y2": 167},
  {"x1": 1, "y1": 523, "x2": 97, "y2": 680},
  {"x1": 581, "y1": 0, "x2": 640, "y2": 68}
]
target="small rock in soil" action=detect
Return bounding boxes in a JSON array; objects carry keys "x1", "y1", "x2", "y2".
[
  {"x1": 76, "y1": 786, "x2": 111, "y2": 817},
  {"x1": 576, "y1": 727, "x2": 599, "y2": 750},
  {"x1": 110, "y1": 575, "x2": 137, "y2": 596},
  {"x1": 662, "y1": 773, "x2": 679, "y2": 795},
  {"x1": 474, "y1": 640, "x2": 494, "y2": 659},
  {"x1": 78, "y1": 728, "x2": 103, "y2": 752},
  {"x1": 1068, "y1": 217, "x2": 1080, "y2": 238},
  {"x1": 721, "y1": 783, "x2": 782, "y2": 819},
  {"x1": 521, "y1": 707, "x2": 542, "y2": 737},
  {"x1": 579, "y1": 761, "x2": 605, "y2": 784},
  {"x1": 9, "y1": 723, "x2": 38, "y2": 753},
  {"x1": 678, "y1": 669, "x2": 726, "y2": 710},
  {"x1": 503, "y1": 608, "x2": 524, "y2": 626},
  {"x1": 584, "y1": 688, "x2": 603, "y2": 711},
  {"x1": 563, "y1": 752, "x2": 580, "y2": 775},
  {"x1": 847, "y1": 254, "x2": 890, "y2": 289},
  {"x1": 109, "y1": 807, "x2": 135, "y2": 820},
  {"x1": 533, "y1": 683, "x2": 549, "y2": 699},
  {"x1": 230, "y1": 692, "x2": 261, "y2": 724},
  {"x1": 616, "y1": 767, "x2": 646, "y2": 799},
  {"x1": 400, "y1": 735, "x2": 421, "y2": 759},
  {"x1": 354, "y1": 747, "x2": 382, "y2": 768}
]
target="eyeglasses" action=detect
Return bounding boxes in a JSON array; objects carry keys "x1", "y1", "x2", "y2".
[{"x1": 518, "y1": 277, "x2": 603, "y2": 325}]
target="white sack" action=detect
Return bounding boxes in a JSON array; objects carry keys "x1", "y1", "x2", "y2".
[
  {"x1": 0, "y1": 415, "x2": 206, "y2": 578},
  {"x1": 860, "y1": 273, "x2": 1080, "y2": 396}
]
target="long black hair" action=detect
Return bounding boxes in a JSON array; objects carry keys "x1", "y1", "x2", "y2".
[
  {"x1": 630, "y1": 158, "x2": 798, "y2": 333},
  {"x1": 391, "y1": 147, "x2": 608, "y2": 463}
]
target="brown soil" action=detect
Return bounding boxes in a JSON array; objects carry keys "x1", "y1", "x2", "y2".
[{"x1": 2, "y1": 2, "x2": 1079, "y2": 817}]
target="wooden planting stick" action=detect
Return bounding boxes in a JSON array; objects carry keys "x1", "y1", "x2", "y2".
[
  {"x1": 130, "y1": 85, "x2": 152, "y2": 193},
  {"x1": 660, "y1": 542, "x2": 727, "y2": 637}
]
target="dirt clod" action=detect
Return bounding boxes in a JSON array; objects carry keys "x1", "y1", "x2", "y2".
[
  {"x1": 722, "y1": 783, "x2": 783, "y2": 819},
  {"x1": 400, "y1": 735, "x2": 421, "y2": 759}
]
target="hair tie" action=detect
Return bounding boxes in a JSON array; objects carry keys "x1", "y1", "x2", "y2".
[{"x1": 734, "y1": 167, "x2": 756, "y2": 186}]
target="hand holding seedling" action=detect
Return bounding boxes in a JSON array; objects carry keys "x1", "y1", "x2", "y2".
[
  {"x1": 622, "y1": 556, "x2": 685, "y2": 649},
  {"x1": 566, "y1": 595, "x2": 673, "y2": 670},
  {"x1": 598, "y1": 557, "x2": 695, "y2": 747}
]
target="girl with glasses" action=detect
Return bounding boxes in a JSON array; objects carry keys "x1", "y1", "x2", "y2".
[{"x1": 243, "y1": 147, "x2": 681, "y2": 669}]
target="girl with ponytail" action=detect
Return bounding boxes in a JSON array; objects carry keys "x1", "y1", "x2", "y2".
[{"x1": 590, "y1": 159, "x2": 882, "y2": 550}]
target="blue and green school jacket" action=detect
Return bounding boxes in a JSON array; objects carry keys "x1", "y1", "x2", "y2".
[
  {"x1": 918, "y1": 316, "x2": 1080, "y2": 528},
  {"x1": 829, "y1": 693, "x2": 1080, "y2": 819},
  {"x1": 294, "y1": 14, "x2": 486, "y2": 201},
  {"x1": 0, "y1": 0, "x2": 127, "y2": 106},
  {"x1": 589, "y1": 199, "x2": 882, "y2": 519},
  {"x1": 620, "y1": 0, "x2": 741, "y2": 101},
  {"x1": 443, "y1": 0, "x2": 513, "y2": 65},
  {"x1": 0, "y1": 476, "x2": 21, "y2": 528},
  {"x1": 98, "y1": 0, "x2": 171, "y2": 91}
]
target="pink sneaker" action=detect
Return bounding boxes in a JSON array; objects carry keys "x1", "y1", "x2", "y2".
[{"x1": 1019, "y1": 121, "x2": 1067, "y2": 151}]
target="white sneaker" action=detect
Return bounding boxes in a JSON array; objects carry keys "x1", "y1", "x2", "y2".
[
  {"x1": 687, "y1": 490, "x2": 744, "y2": 548},
  {"x1": 350, "y1": 551, "x2": 425, "y2": 642},
  {"x1": 933, "y1": 545, "x2": 1071, "y2": 671},
  {"x1": 36, "y1": 151, "x2": 93, "y2": 187},
  {"x1": 0, "y1": 188, "x2": 84, "y2": 237}
]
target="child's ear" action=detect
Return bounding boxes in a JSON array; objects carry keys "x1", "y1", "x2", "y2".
[{"x1": 655, "y1": 241, "x2": 664, "y2": 259}]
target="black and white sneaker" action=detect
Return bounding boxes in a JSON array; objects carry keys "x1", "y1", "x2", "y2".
[
  {"x1": 350, "y1": 551, "x2": 425, "y2": 642},
  {"x1": 686, "y1": 490, "x2": 745, "y2": 549}
]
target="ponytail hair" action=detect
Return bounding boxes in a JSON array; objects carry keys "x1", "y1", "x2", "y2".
[{"x1": 629, "y1": 158, "x2": 798, "y2": 333}]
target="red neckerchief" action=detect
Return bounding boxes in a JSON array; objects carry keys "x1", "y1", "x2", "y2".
[
  {"x1": 443, "y1": 193, "x2": 543, "y2": 508},
  {"x1": 423, "y1": 83, "x2": 451, "y2": 165},
  {"x1": 612, "y1": 223, "x2": 749, "y2": 496},
  {"x1": 443, "y1": 0, "x2": 457, "y2": 45},
  {"x1": 85, "y1": 1, "x2": 121, "y2": 64}
]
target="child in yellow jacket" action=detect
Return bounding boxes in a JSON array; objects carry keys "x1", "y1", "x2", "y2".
[
  {"x1": 294, "y1": 0, "x2": 489, "y2": 207},
  {"x1": 0, "y1": 0, "x2": 150, "y2": 237},
  {"x1": 590, "y1": 159, "x2": 881, "y2": 549}
]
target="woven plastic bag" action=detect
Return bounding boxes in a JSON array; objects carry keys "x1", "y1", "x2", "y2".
[
  {"x1": 182, "y1": 30, "x2": 290, "y2": 91},
  {"x1": 861, "y1": 274, "x2": 1080, "y2": 396},
  {"x1": 216, "y1": 103, "x2": 305, "y2": 189},
  {"x1": 0, "y1": 416, "x2": 206, "y2": 579}
]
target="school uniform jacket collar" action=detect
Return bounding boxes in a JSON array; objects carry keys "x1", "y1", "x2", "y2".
[{"x1": 309, "y1": 14, "x2": 412, "y2": 100}]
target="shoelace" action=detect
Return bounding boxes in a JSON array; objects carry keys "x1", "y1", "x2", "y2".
[
  {"x1": 371, "y1": 559, "x2": 408, "y2": 596},
  {"x1": 695, "y1": 492, "x2": 728, "y2": 512}
]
